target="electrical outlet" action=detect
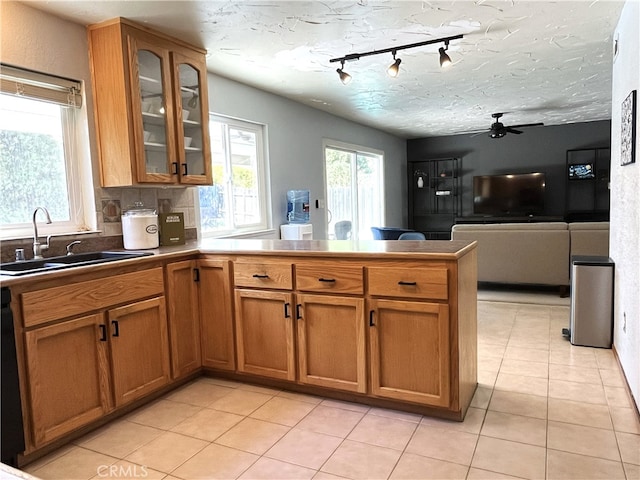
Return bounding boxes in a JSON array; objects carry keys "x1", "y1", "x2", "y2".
[{"x1": 623, "y1": 312, "x2": 627, "y2": 333}]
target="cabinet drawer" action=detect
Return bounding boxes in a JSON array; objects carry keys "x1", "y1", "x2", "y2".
[
  {"x1": 234, "y1": 262, "x2": 293, "y2": 290},
  {"x1": 295, "y1": 264, "x2": 363, "y2": 294},
  {"x1": 22, "y1": 268, "x2": 165, "y2": 327},
  {"x1": 368, "y1": 267, "x2": 448, "y2": 300}
]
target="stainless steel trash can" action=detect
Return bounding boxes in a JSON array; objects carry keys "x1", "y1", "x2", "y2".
[{"x1": 568, "y1": 256, "x2": 614, "y2": 348}]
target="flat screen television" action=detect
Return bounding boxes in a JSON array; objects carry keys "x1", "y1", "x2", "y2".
[
  {"x1": 568, "y1": 163, "x2": 595, "y2": 180},
  {"x1": 473, "y1": 172, "x2": 546, "y2": 216}
]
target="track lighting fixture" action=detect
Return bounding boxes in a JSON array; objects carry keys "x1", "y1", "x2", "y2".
[
  {"x1": 439, "y1": 40, "x2": 452, "y2": 68},
  {"x1": 330, "y1": 34, "x2": 462, "y2": 84},
  {"x1": 336, "y1": 60, "x2": 352, "y2": 85},
  {"x1": 387, "y1": 51, "x2": 401, "y2": 78}
]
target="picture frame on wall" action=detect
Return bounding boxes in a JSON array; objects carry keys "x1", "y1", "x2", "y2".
[{"x1": 621, "y1": 89, "x2": 636, "y2": 166}]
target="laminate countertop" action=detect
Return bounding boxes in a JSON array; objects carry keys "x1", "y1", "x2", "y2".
[{"x1": 0, "y1": 239, "x2": 476, "y2": 287}]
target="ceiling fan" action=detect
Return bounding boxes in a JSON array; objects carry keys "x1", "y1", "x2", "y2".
[{"x1": 485, "y1": 112, "x2": 544, "y2": 138}]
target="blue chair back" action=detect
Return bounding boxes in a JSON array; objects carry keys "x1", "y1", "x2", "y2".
[{"x1": 398, "y1": 232, "x2": 426, "y2": 240}]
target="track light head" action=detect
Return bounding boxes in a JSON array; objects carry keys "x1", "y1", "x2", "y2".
[
  {"x1": 439, "y1": 41, "x2": 452, "y2": 68},
  {"x1": 336, "y1": 61, "x2": 352, "y2": 85},
  {"x1": 387, "y1": 52, "x2": 401, "y2": 78}
]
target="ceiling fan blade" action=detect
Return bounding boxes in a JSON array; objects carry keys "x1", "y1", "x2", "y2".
[
  {"x1": 509, "y1": 122, "x2": 544, "y2": 128},
  {"x1": 506, "y1": 127, "x2": 523, "y2": 134}
]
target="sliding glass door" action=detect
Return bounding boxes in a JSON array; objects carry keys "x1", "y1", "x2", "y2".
[{"x1": 324, "y1": 142, "x2": 384, "y2": 240}]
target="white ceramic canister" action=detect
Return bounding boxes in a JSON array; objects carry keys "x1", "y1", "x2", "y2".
[{"x1": 121, "y1": 202, "x2": 159, "y2": 250}]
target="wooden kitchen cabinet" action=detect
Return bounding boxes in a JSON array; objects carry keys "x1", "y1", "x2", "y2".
[
  {"x1": 88, "y1": 17, "x2": 211, "y2": 186},
  {"x1": 19, "y1": 266, "x2": 169, "y2": 449},
  {"x1": 24, "y1": 313, "x2": 110, "y2": 446},
  {"x1": 108, "y1": 297, "x2": 171, "y2": 407},
  {"x1": 198, "y1": 258, "x2": 235, "y2": 371},
  {"x1": 165, "y1": 260, "x2": 201, "y2": 379},
  {"x1": 234, "y1": 289, "x2": 295, "y2": 381},
  {"x1": 296, "y1": 293, "x2": 366, "y2": 393},
  {"x1": 368, "y1": 298, "x2": 450, "y2": 407}
]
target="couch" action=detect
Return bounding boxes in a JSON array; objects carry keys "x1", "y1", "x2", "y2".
[{"x1": 451, "y1": 222, "x2": 609, "y2": 287}]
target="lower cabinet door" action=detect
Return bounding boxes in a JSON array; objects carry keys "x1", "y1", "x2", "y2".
[
  {"x1": 296, "y1": 294, "x2": 366, "y2": 393},
  {"x1": 369, "y1": 299, "x2": 450, "y2": 407},
  {"x1": 25, "y1": 313, "x2": 111, "y2": 447},
  {"x1": 108, "y1": 297, "x2": 171, "y2": 407},
  {"x1": 234, "y1": 289, "x2": 295, "y2": 381},
  {"x1": 165, "y1": 260, "x2": 201, "y2": 379},
  {"x1": 199, "y1": 259, "x2": 235, "y2": 371}
]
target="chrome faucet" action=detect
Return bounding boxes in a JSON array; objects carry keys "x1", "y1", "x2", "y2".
[{"x1": 32, "y1": 207, "x2": 52, "y2": 259}]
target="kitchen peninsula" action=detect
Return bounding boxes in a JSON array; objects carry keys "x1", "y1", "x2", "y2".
[{"x1": 3, "y1": 239, "x2": 477, "y2": 464}]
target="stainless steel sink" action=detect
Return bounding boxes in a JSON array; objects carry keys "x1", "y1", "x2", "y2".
[{"x1": 0, "y1": 251, "x2": 154, "y2": 276}]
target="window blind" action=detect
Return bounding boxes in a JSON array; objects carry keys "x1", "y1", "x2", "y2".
[{"x1": 0, "y1": 63, "x2": 82, "y2": 108}]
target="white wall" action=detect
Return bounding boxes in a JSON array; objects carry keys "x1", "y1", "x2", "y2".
[
  {"x1": 208, "y1": 74, "x2": 407, "y2": 239},
  {"x1": 610, "y1": 1, "x2": 640, "y2": 410}
]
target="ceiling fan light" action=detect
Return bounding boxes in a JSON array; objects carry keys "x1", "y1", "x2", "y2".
[
  {"x1": 439, "y1": 47, "x2": 452, "y2": 68},
  {"x1": 337, "y1": 67, "x2": 352, "y2": 85},
  {"x1": 387, "y1": 57, "x2": 401, "y2": 78}
]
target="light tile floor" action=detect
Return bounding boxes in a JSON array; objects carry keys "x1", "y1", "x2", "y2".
[{"x1": 23, "y1": 300, "x2": 640, "y2": 480}]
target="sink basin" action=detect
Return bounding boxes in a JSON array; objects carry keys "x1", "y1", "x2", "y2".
[{"x1": 0, "y1": 251, "x2": 154, "y2": 276}]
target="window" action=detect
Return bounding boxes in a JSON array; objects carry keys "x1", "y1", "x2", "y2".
[
  {"x1": 198, "y1": 115, "x2": 269, "y2": 237},
  {"x1": 324, "y1": 140, "x2": 384, "y2": 240},
  {"x1": 0, "y1": 64, "x2": 91, "y2": 238}
]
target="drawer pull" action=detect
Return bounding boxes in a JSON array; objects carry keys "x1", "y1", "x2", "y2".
[
  {"x1": 398, "y1": 281, "x2": 417, "y2": 286},
  {"x1": 171, "y1": 162, "x2": 179, "y2": 175},
  {"x1": 284, "y1": 302, "x2": 291, "y2": 318},
  {"x1": 318, "y1": 278, "x2": 336, "y2": 283},
  {"x1": 369, "y1": 310, "x2": 375, "y2": 327},
  {"x1": 99, "y1": 324, "x2": 107, "y2": 342},
  {"x1": 112, "y1": 320, "x2": 120, "y2": 337},
  {"x1": 296, "y1": 304, "x2": 302, "y2": 320},
  {"x1": 252, "y1": 274, "x2": 269, "y2": 279}
]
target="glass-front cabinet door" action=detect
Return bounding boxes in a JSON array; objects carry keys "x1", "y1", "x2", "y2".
[
  {"x1": 130, "y1": 39, "x2": 177, "y2": 183},
  {"x1": 172, "y1": 51, "x2": 212, "y2": 185}
]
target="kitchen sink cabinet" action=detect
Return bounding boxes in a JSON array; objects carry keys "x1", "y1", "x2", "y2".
[
  {"x1": 198, "y1": 259, "x2": 235, "y2": 372},
  {"x1": 165, "y1": 260, "x2": 201, "y2": 379},
  {"x1": 108, "y1": 297, "x2": 171, "y2": 407},
  {"x1": 24, "y1": 313, "x2": 110, "y2": 447},
  {"x1": 17, "y1": 266, "x2": 170, "y2": 451},
  {"x1": 88, "y1": 17, "x2": 211, "y2": 186}
]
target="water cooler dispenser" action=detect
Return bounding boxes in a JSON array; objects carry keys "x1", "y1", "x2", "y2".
[{"x1": 281, "y1": 190, "x2": 312, "y2": 239}]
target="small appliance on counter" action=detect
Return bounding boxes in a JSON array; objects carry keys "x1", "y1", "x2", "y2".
[{"x1": 121, "y1": 202, "x2": 159, "y2": 250}]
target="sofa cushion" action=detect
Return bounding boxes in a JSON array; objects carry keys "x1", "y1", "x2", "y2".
[
  {"x1": 452, "y1": 222, "x2": 568, "y2": 232},
  {"x1": 569, "y1": 222, "x2": 610, "y2": 257}
]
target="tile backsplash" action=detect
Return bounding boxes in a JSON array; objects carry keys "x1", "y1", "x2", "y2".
[{"x1": 0, "y1": 186, "x2": 198, "y2": 263}]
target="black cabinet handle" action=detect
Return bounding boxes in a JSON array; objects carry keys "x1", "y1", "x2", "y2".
[
  {"x1": 99, "y1": 324, "x2": 107, "y2": 342},
  {"x1": 112, "y1": 320, "x2": 119, "y2": 337},
  {"x1": 182, "y1": 163, "x2": 188, "y2": 176},
  {"x1": 398, "y1": 281, "x2": 417, "y2": 286},
  {"x1": 369, "y1": 310, "x2": 375, "y2": 327},
  {"x1": 296, "y1": 304, "x2": 302, "y2": 320},
  {"x1": 171, "y1": 162, "x2": 179, "y2": 175},
  {"x1": 252, "y1": 274, "x2": 269, "y2": 279},
  {"x1": 284, "y1": 302, "x2": 290, "y2": 318},
  {"x1": 318, "y1": 278, "x2": 336, "y2": 283},
  {"x1": 193, "y1": 268, "x2": 200, "y2": 282}
]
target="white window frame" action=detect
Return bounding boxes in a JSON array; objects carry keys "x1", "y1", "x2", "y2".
[
  {"x1": 0, "y1": 64, "x2": 95, "y2": 239},
  {"x1": 197, "y1": 114, "x2": 271, "y2": 238},
  {"x1": 323, "y1": 139, "x2": 385, "y2": 240}
]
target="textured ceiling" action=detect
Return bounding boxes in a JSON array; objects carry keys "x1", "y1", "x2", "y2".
[{"x1": 25, "y1": 0, "x2": 625, "y2": 138}]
